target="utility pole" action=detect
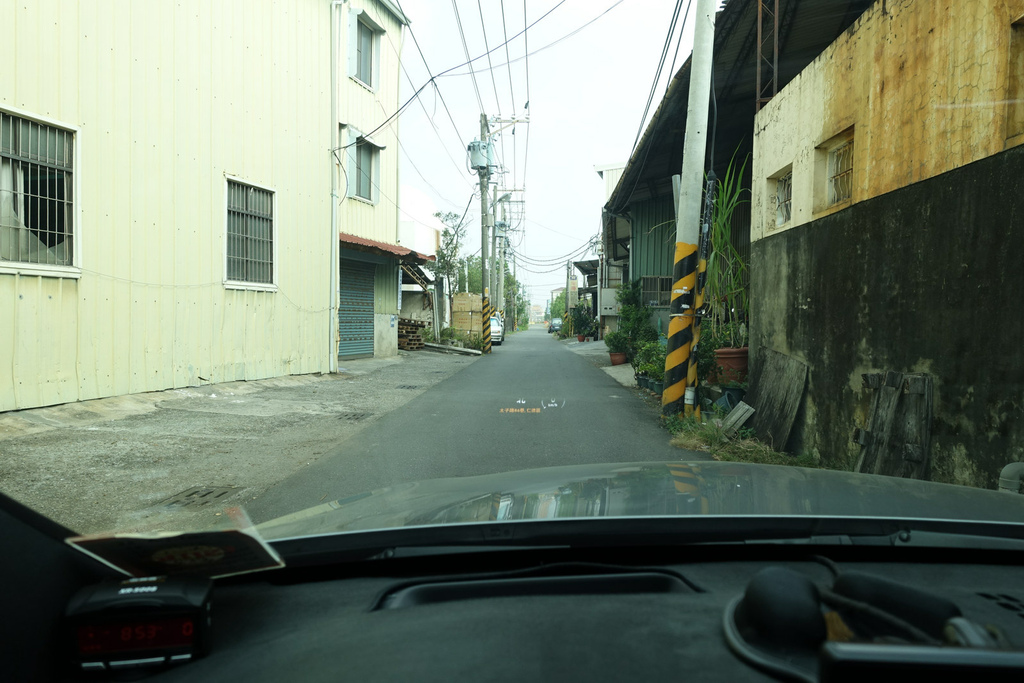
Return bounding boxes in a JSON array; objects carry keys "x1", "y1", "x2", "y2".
[
  {"x1": 478, "y1": 114, "x2": 492, "y2": 353},
  {"x1": 512, "y1": 255, "x2": 517, "y2": 330},
  {"x1": 490, "y1": 185, "x2": 498, "y2": 302},
  {"x1": 470, "y1": 113, "x2": 528, "y2": 350},
  {"x1": 663, "y1": 0, "x2": 716, "y2": 418}
]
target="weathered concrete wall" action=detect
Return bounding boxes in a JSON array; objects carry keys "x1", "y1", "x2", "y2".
[
  {"x1": 400, "y1": 291, "x2": 433, "y2": 322},
  {"x1": 374, "y1": 313, "x2": 398, "y2": 358},
  {"x1": 751, "y1": 144, "x2": 1024, "y2": 489},
  {"x1": 753, "y1": 0, "x2": 1024, "y2": 241}
]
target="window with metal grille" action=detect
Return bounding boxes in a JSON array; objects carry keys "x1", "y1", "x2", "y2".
[
  {"x1": 775, "y1": 171, "x2": 792, "y2": 226},
  {"x1": 828, "y1": 139, "x2": 854, "y2": 206},
  {"x1": 0, "y1": 111, "x2": 74, "y2": 266},
  {"x1": 641, "y1": 276, "x2": 672, "y2": 307},
  {"x1": 226, "y1": 180, "x2": 274, "y2": 285}
]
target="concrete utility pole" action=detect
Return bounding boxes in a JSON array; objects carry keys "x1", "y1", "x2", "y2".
[
  {"x1": 490, "y1": 185, "x2": 498, "y2": 301},
  {"x1": 478, "y1": 114, "x2": 492, "y2": 353},
  {"x1": 480, "y1": 115, "x2": 490, "y2": 302},
  {"x1": 663, "y1": 0, "x2": 716, "y2": 418},
  {"x1": 511, "y1": 254, "x2": 517, "y2": 330},
  {"x1": 497, "y1": 205, "x2": 507, "y2": 313}
]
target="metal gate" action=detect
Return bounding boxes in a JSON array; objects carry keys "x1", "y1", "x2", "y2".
[{"x1": 339, "y1": 259, "x2": 375, "y2": 358}]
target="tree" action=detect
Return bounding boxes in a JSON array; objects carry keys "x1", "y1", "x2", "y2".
[
  {"x1": 455, "y1": 254, "x2": 483, "y2": 294},
  {"x1": 425, "y1": 211, "x2": 467, "y2": 321},
  {"x1": 549, "y1": 291, "x2": 566, "y2": 321},
  {"x1": 502, "y1": 269, "x2": 530, "y2": 330}
]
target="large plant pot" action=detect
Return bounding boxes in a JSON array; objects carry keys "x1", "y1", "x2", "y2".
[
  {"x1": 637, "y1": 375, "x2": 649, "y2": 389},
  {"x1": 714, "y1": 346, "x2": 749, "y2": 383},
  {"x1": 649, "y1": 380, "x2": 664, "y2": 396},
  {"x1": 577, "y1": 334, "x2": 586, "y2": 342},
  {"x1": 609, "y1": 352, "x2": 627, "y2": 366}
]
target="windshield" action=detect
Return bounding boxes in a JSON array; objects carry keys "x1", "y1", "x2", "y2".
[{"x1": 2, "y1": 0, "x2": 1023, "y2": 550}]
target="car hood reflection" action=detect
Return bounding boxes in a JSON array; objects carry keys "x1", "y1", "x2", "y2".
[{"x1": 255, "y1": 461, "x2": 1024, "y2": 540}]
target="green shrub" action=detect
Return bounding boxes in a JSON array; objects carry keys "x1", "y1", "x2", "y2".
[
  {"x1": 635, "y1": 340, "x2": 667, "y2": 381},
  {"x1": 603, "y1": 330, "x2": 628, "y2": 354},
  {"x1": 616, "y1": 280, "x2": 658, "y2": 367}
]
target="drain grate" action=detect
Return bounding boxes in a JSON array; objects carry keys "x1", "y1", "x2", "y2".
[
  {"x1": 158, "y1": 486, "x2": 240, "y2": 509},
  {"x1": 396, "y1": 385, "x2": 420, "y2": 390},
  {"x1": 978, "y1": 592, "x2": 1024, "y2": 619},
  {"x1": 338, "y1": 412, "x2": 372, "y2": 422}
]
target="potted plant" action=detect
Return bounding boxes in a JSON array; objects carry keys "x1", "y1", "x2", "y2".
[
  {"x1": 704, "y1": 151, "x2": 751, "y2": 383},
  {"x1": 617, "y1": 280, "x2": 658, "y2": 367},
  {"x1": 633, "y1": 340, "x2": 666, "y2": 394},
  {"x1": 639, "y1": 340, "x2": 667, "y2": 395},
  {"x1": 604, "y1": 331, "x2": 629, "y2": 366},
  {"x1": 570, "y1": 304, "x2": 594, "y2": 342}
]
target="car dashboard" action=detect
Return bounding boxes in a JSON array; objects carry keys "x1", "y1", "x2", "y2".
[{"x1": 6, "y1": 491, "x2": 1024, "y2": 683}]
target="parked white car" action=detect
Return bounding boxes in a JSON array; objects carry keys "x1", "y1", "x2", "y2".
[{"x1": 490, "y1": 316, "x2": 504, "y2": 345}]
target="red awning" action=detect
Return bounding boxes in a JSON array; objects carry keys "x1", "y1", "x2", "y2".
[{"x1": 339, "y1": 232, "x2": 435, "y2": 264}]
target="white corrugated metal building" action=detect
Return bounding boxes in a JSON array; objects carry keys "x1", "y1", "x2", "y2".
[{"x1": 0, "y1": 0, "x2": 410, "y2": 412}]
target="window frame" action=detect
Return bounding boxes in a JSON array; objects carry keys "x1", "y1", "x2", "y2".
[
  {"x1": 344, "y1": 126, "x2": 382, "y2": 205},
  {"x1": 1007, "y1": 16, "x2": 1024, "y2": 143},
  {"x1": 0, "y1": 104, "x2": 82, "y2": 279},
  {"x1": 355, "y1": 140, "x2": 374, "y2": 201},
  {"x1": 348, "y1": 9, "x2": 385, "y2": 91},
  {"x1": 813, "y1": 126, "x2": 855, "y2": 214},
  {"x1": 769, "y1": 165, "x2": 793, "y2": 229},
  {"x1": 223, "y1": 175, "x2": 278, "y2": 292},
  {"x1": 641, "y1": 275, "x2": 673, "y2": 308},
  {"x1": 827, "y1": 139, "x2": 854, "y2": 207},
  {"x1": 356, "y1": 19, "x2": 374, "y2": 87}
]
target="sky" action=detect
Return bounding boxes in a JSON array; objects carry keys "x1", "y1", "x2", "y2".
[{"x1": 392, "y1": 0, "x2": 700, "y2": 305}]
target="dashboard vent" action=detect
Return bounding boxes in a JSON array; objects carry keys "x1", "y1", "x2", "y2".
[{"x1": 376, "y1": 568, "x2": 696, "y2": 610}]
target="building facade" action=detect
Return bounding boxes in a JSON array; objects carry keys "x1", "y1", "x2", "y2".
[
  {"x1": 335, "y1": 0, "x2": 411, "y2": 360},
  {"x1": 1, "y1": 0, "x2": 415, "y2": 412},
  {"x1": 749, "y1": 0, "x2": 1024, "y2": 486},
  {"x1": 1, "y1": 0, "x2": 336, "y2": 412}
]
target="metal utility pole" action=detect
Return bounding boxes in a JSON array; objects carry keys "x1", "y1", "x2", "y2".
[
  {"x1": 663, "y1": 0, "x2": 716, "y2": 418},
  {"x1": 756, "y1": 0, "x2": 780, "y2": 111}
]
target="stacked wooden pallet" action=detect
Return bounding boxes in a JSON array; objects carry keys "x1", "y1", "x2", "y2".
[{"x1": 398, "y1": 318, "x2": 426, "y2": 351}]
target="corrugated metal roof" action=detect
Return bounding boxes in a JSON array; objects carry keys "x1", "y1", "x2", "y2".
[
  {"x1": 607, "y1": 0, "x2": 876, "y2": 215},
  {"x1": 339, "y1": 232, "x2": 436, "y2": 263}
]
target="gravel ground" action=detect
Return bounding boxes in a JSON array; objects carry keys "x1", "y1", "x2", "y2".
[{"x1": 0, "y1": 350, "x2": 477, "y2": 535}]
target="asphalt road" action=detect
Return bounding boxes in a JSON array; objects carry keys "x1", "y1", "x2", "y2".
[{"x1": 246, "y1": 327, "x2": 702, "y2": 524}]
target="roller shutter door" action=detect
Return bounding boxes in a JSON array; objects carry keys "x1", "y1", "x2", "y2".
[{"x1": 339, "y1": 259, "x2": 375, "y2": 358}]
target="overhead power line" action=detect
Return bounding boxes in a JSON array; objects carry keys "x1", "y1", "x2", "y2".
[
  {"x1": 453, "y1": 0, "x2": 486, "y2": 114},
  {"x1": 632, "y1": 0, "x2": 686, "y2": 154},
  {"x1": 500, "y1": 0, "x2": 517, "y2": 118},
  {"x1": 339, "y1": 0, "x2": 566, "y2": 151},
  {"x1": 441, "y1": 0, "x2": 627, "y2": 80},
  {"x1": 394, "y1": 0, "x2": 473, "y2": 185},
  {"x1": 478, "y1": 0, "x2": 503, "y2": 117},
  {"x1": 620, "y1": 0, "x2": 695, "y2": 208}
]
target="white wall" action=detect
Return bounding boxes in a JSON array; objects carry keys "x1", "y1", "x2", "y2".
[{"x1": 0, "y1": 0, "x2": 334, "y2": 411}]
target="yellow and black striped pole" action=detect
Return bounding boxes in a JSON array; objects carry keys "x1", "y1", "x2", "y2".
[
  {"x1": 481, "y1": 296, "x2": 492, "y2": 353},
  {"x1": 663, "y1": 243, "x2": 698, "y2": 416},
  {"x1": 662, "y1": 0, "x2": 716, "y2": 417},
  {"x1": 685, "y1": 171, "x2": 716, "y2": 422}
]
